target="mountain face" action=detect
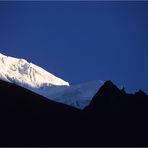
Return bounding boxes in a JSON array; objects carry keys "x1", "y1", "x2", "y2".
[
  {"x1": 85, "y1": 80, "x2": 148, "y2": 112},
  {"x1": 36, "y1": 80, "x2": 103, "y2": 109},
  {"x1": 0, "y1": 79, "x2": 80, "y2": 146},
  {"x1": 0, "y1": 79, "x2": 148, "y2": 146},
  {"x1": 0, "y1": 53, "x2": 103, "y2": 109},
  {"x1": 0, "y1": 53, "x2": 69, "y2": 87},
  {"x1": 83, "y1": 81, "x2": 148, "y2": 147},
  {"x1": 0, "y1": 53, "x2": 148, "y2": 146}
]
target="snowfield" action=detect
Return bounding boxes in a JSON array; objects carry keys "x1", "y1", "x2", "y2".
[{"x1": 0, "y1": 53, "x2": 103, "y2": 109}]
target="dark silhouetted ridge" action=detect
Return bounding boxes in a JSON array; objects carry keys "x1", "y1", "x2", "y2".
[
  {"x1": 0, "y1": 80, "x2": 80, "y2": 146},
  {"x1": 135, "y1": 89, "x2": 146, "y2": 96},
  {"x1": 97, "y1": 80, "x2": 121, "y2": 95},
  {"x1": 85, "y1": 80, "x2": 148, "y2": 113},
  {"x1": 85, "y1": 80, "x2": 126, "y2": 112},
  {"x1": 0, "y1": 79, "x2": 148, "y2": 146},
  {"x1": 82, "y1": 80, "x2": 148, "y2": 146}
]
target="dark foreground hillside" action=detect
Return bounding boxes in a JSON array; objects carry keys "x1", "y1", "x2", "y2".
[
  {"x1": 0, "y1": 80, "x2": 148, "y2": 146},
  {"x1": 0, "y1": 80, "x2": 81, "y2": 146}
]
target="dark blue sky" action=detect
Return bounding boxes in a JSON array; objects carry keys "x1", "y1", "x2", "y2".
[{"x1": 0, "y1": 1, "x2": 148, "y2": 93}]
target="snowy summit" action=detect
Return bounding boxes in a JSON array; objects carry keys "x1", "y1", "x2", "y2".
[
  {"x1": 0, "y1": 53, "x2": 103, "y2": 109},
  {"x1": 0, "y1": 53, "x2": 69, "y2": 88}
]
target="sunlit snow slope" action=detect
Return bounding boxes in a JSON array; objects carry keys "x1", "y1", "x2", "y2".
[{"x1": 0, "y1": 53, "x2": 103, "y2": 109}]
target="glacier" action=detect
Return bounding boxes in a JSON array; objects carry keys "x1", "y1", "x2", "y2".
[{"x1": 0, "y1": 53, "x2": 103, "y2": 109}]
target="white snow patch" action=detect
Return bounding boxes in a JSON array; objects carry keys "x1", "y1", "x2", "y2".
[
  {"x1": 0, "y1": 53, "x2": 103, "y2": 109},
  {"x1": 0, "y1": 53, "x2": 69, "y2": 87}
]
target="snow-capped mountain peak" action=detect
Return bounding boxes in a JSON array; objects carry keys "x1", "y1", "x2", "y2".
[
  {"x1": 0, "y1": 53, "x2": 69, "y2": 88},
  {"x1": 0, "y1": 53, "x2": 103, "y2": 109}
]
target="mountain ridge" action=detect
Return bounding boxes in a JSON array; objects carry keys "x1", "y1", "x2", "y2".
[
  {"x1": 0, "y1": 53, "x2": 103, "y2": 109},
  {"x1": 0, "y1": 79, "x2": 148, "y2": 146},
  {"x1": 0, "y1": 53, "x2": 69, "y2": 87}
]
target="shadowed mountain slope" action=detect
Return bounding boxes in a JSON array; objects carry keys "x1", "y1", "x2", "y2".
[
  {"x1": 0, "y1": 80, "x2": 81, "y2": 146},
  {"x1": 83, "y1": 80, "x2": 148, "y2": 146},
  {"x1": 0, "y1": 80, "x2": 148, "y2": 146}
]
